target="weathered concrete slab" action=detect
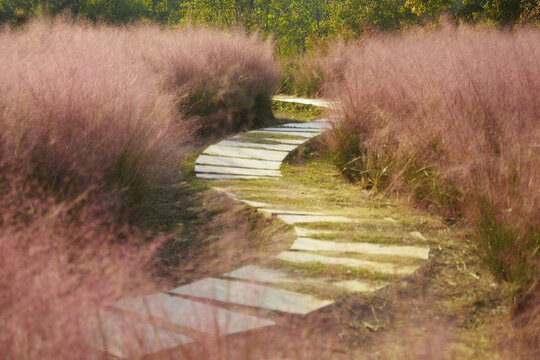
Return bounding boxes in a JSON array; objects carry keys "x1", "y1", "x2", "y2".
[
  {"x1": 272, "y1": 96, "x2": 335, "y2": 108},
  {"x1": 260, "y1": 127, "x2": 320, "y2": 133},
  {"x1": 169, "y1": 278, "x2": 332, "y2": 315},
  {"x1": 290, "y1": 238, "x2": 430, "y2": 259},
  {"x1": 195, "y1": 165, "x2": 281, "y2": 177},
  {"x1": 259, "y1": 138, "x2": 308, "y2": 145},
  {"x1": 277, "y1": 214, "x2": 363, "y2": 224},
  {"x1": 219, "y1": 140, "x2": 297, "y2": 152},
  {"x1": 197, "y1": 174, "x2": 271, "y2": 180},
  {"x1": 250, "y1": 130, "x2": 318, "y2": 138},
  {"x1": 203, "y1": 145, "x2": 289, "y2": 161},
  {"x1": 85, "y1": 310, "x2": 192, "y2": 359},
  {"x1": 294, "y1": 227, "x2": 334, "y2": 237},
  {"x1": 281, "y1": 122, "x2": 330, "y2": 130},
  {"x1": 224, "y1": 266, "x2": 386, "y2": 294},
  {"x1": 276, "y1": 251, "x2": 420, "y2": 275},
  {"x1": 259, "y1": 209, "x2": 323, "y2": 217},
  {"x1": 224, "y1": 265, "x2": 292, "y2": 284},
  {"x1": 196, "y1": 155, "x2": 282, "y2": 170},
  {"x1": 114, "y1": 293, "x2": 274, "y2": 335}
]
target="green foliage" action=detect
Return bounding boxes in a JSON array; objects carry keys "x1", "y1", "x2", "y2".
[
  {"x1": 405, "y1": 0, "x2": 539, "y2": 25},
  {"x1": 475, "y1": 199, "x2": 540, "y2": 289}
]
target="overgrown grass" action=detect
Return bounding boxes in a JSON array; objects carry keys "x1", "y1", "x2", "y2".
[
  {"x1": 324, "y1": 23, "x2": 539, "y2": 348},
  {"x1": 0, "y1": 17, "x2": 280, "y2": 359}
]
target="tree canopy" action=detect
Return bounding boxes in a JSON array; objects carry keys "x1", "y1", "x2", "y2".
[{"x1": 1, "y1": 0, "x2": 537, "y2": 54}]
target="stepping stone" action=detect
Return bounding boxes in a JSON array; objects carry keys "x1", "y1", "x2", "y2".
[
  {"x1": 260, "y1": 127, "x2": 320, "y2": 133},
  {"x1": 294, "y1": 227, "x2": 334, "y2": 237},
  {"x1": 281, "y1": 122, "x2": 331, "y2": 130},
  {"x1": 277, "y1": 214, "x2": 365, "y2": 224},
  {"x1": 218, "y1": 140, "x2": 297, "y2": 152},
  {"x1": 114, "y1": 293, "x2": 274, "y2": 336},
  {"x1": 333, "y1": 280, "x2": 387, "y2": 293},
  {"x1": 224, "y1": 265, "x2": 293, "y2": 284},
  {"x1": 195, "y1": 165, "x2": 281, "y2": 177},
  {"x1": 272, "y1": 96, "x2": 334, "y2": 108},
  {"x1": 259, "y1": 209, "x2": 323, "y2": 217},
  {"x1": 276, "y1": 251, "x2": 420, "y2": 275},
  {"x1": 225, "y1": 266, "x2": 385, "y2": 294},
  {"x1": 259, "y1": 138, "x2": 307, "y2": 145},
  {"x1": 85, "y1": 310, "x2": 192, "y2": 359},
  {"x1": 290, "y1": 238, "x2": 430, "y2": 260},
  {"x1": 203, "y1": 145, "x2": 289, "y2": 162},
  {"x1": 169, "y1": 278, "x2": 332, "y2": 315},
  {"x1": 250, "y1": 130, "x2": 318, "y2": 138},
  {"x1": 197, "y1": 174, "x2": 272, "y2": 180},
  {"x1": 196, "y1": 155, "x2": 282, "y2": 170}
]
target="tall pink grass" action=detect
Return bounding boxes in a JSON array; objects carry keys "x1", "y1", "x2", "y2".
[
  {"x1": 0, "y1": 17, "x2": 279, "y2": 359},
  {"x1": 0, "y1": 175, "x2": 159, "y2": 359},
  {"x1": 140, "y1": 26, "x2": 279, "y2": 136},
  {"x1": 0, "y1": 18, "x2": 279, "y2": 204},
  {"x1": 325, "y1": 25, "x2": 539, "y2": 287}
]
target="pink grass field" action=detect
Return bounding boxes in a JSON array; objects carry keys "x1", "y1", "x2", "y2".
[
  {"x1": 0, "y1": 18, "x2": 278, "y2": 359},
  {"x1": 325, "y1": 24, "x2": 540, "y2": 354}
]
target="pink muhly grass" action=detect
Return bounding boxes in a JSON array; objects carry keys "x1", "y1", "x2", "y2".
[
  {"x1": 0, "y1": 175, "x2": 160, "y2": 360},
  {"x1": 325, "y1": 25, "x2": 539, "y2": 287},
  {"x1": 139, "y1": 25, "x2": 280, "y2": 136},
  {"x1": 0, "y1": 19, "x2": 182, "y2": 204}
]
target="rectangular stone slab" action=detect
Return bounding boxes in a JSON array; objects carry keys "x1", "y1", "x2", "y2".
[
  {"x1": 196, "y1": 155, "x2": 282, "y2": 170},
  {"x1": 281, "y1": 122, "x2": 330, "y2": 130},
  {"x1": 195, "y1": 165, "x2": 281, "y2": 177},
  {"x1": 169, "y1": 278, "x2": 332, "y2": 315},
  {"x1": 276, "y1": 251, "x2": 420, "y2": 275},
  {"x1": 224, "y1": 266, "x2": 385, "y2": 294},
  {"x1": 272, "y1": 96, "x2": 334, "y2": 107},
  {"x1": 290, "y1": 238, "x2": 430, "y2": 260},
  {"x1": 260, "y1": 127, "x2": 320, "y2": 133},
  {"x1": 219, "y1": 140, "x2": 297, "y2": 152},
  {"x1": 204, "y1": 145, "x2": 289, "y2": 161},
  {"x1": 114, "y1": 293, "x2": 275, "y2": 335},
  {"x1": 259, "y1": 209, "x2": 322, "y2": 217},
  {"x1": 277, "y1": 214, "x2": 365, "y2": 224},
  {"x1": 259, "y1": 138, "x2": 308, "y2": 145},
  {"x1": 250, "y1": 130, "x2": 318, "y2": 138},
  {"x1": 85, "y1": 310, "x2": 192, "y2": 359},
  {"x1": 224, "y1": 265, "x2": 292, "y2": 284},
  {"x1": 197, "y1": 174, "x2": 271, "y2": 180}
]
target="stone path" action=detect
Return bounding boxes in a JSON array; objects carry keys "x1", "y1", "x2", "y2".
[{"x1": 86, "y1": 98, "x2": 431, "y2": 358}]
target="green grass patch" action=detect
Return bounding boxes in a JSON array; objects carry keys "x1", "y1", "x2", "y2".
[{"x1": 272, "y1": 100, "x2": 324, "y2": 122}]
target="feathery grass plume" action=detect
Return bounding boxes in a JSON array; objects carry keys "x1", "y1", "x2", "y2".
[
  {"x1": 325, "y1": 24, "x2": 539, "y2": 293},
  {"x1": 0, "y1": 18, "x2": 182, "y2": 205},
  {"x1": 139, "y1": 25, "x2": 279, "y2": 137},
  {"x1": 0, "y1": 173, "x2": 160, "y2": 360}
]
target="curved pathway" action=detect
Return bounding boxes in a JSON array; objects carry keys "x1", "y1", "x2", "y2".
[{"x1": 87, "y1": 99, "x2": 431, "y2": 359}]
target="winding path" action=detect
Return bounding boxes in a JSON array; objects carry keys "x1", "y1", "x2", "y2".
[{"x1": 87, "y1": 98, "x2": 431, "y2": 359}]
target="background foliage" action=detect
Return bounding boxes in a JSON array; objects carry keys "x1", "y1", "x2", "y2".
[{"x1": 2, "y1": 0, "x2": 537, "y2": 55}]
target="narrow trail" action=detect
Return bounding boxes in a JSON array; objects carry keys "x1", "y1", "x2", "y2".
[{"x1": 87, "y1": 98, "x2": 432, "y2": 359}]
